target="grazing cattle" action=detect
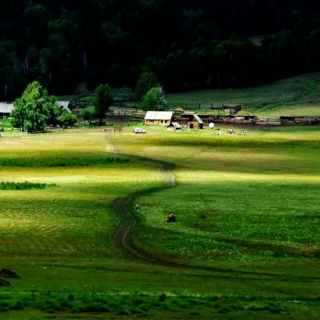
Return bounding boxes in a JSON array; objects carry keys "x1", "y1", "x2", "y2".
[{"x1": 227, "y1": 128, "x2": 236, "y2": 134}]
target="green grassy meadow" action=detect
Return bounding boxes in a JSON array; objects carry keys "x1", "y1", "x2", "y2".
[
  {"x1": 166, "y1": 72, "x2": 320, "y2": 117},
  {"x1": 0, "y1": 126, "x2": 320, "y2": 318}
]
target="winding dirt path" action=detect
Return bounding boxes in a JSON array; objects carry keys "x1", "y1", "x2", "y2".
[
  {"x1": 108, "y1": 132, "x2": 176, "y2": 261},
  {"x1": 109, "y1": 133, "x2": 320, "y2": 282},
  {"x1": 112, "y1": 162, "x2": 175, "y2": 262}
]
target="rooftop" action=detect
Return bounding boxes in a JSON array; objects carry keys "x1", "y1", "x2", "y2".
[
  {"x1": 145, "y1": 111, "x2": 173, "y2": 120},
  {"x1": 0, "y1": 103, "x2": 14, "y2": 114},
  {"x1": 193, "y1": 114, "x2": 204, "y2": 124},
  {"x1": 56, "y1": 101, "x2": 72, "y2": 114}
]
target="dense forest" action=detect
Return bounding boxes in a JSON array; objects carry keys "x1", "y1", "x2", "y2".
[{"x1": 1, "y1": 0, "x2": 320, "y2": 99}]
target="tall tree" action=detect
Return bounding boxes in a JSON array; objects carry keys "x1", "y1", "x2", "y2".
[
  {"x1": 1, "y1": 0, "x2": 320, "y2": 97},
  {"x1": 80, "y1": 106, "x2": 97, "y2": 122},
  {"x1": 58, "y1": 111, "x2": 77, "y2": 128},
  {"x1": 141, "y1": 87, "x2": 166, "y2": 111},
  {"x1": 11, "y1": 81, "x2": 60, "y2": 132},
  {"x1": 93, "y1": 84, "x2": 113, "y2": 124},
  {"x1": 135, "y1": 72, "x2": 159, "y2": 101}
]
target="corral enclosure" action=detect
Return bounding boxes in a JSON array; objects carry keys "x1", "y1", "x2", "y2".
[{"x1": 0, "y1": 126, "x2": 320, "y2": 318}]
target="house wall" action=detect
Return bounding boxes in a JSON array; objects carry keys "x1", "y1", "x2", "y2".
[
  {"x1": 187, "y1": 121, "x2": 203, "y2": 129},
  {"x1": 0, "y1": 113, "x2": 10, "y2": 119},
  {"x1": 145, "y1": 120, "x2": 171, "y2": 126}
]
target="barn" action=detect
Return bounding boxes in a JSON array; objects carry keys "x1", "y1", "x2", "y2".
[
  {"x1": 182, "y1": 114, "x2": 204, "y2": 129},
  {"x1": 0, "y1": 103, "x2": 14, "y2": 119},
  {"x1": 144, "y1": 111, "x2": 173, "y2": 126},
  {"x1": 167, "y1": 122, "x2": 182, "y2": 131},
  {"x1": 56, "y1": 101, "x2": 73, "y2": 114}
]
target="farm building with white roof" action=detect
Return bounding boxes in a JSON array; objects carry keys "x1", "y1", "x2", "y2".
[
  {"x1": 144, "y1": 111, "x2": 174, "y2": 126},
  {"x1": 56, "y1": 101, "x2": 73, "y2": 114},
  {"x1": 0, "y1": 103, "x2": 14, "y2": 119}
]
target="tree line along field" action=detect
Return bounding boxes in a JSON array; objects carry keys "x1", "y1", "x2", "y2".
[
  {"x1": 3, "y1": 1, "x2": 320, "y2": 100},
  {"x1": 56, "y1": 72, "x2": 320, "y2": 118},
  {"x1": 0, "y1": 126, "x2": 320, "y2": 318}
]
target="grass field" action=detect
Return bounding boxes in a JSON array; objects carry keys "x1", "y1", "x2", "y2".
[
  {"x1": 0, "y1": 126, "x2": 320, "y2": 318},
  {"x1": 166, "y1": 73, "x2": 320, "y2": 117}
]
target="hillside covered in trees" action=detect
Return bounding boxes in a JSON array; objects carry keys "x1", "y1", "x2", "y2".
[{"x1": 1, "y1": 0, "x2": 320, "y2": 99}]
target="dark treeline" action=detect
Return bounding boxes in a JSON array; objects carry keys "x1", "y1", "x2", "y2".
[{"x1": 1, "y1": 0, "x2": 320, "y2": 99}]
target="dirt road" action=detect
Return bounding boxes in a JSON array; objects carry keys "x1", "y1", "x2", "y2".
[
  {"x1": 108, "y1": 132, "x2": 176, "y2": 261},
  {"x1": 112, "y1": 163, "x2": 175, "y2": 262},
  {"x1": 109, "y1": 133, "x2": 320, "y2": 281}
]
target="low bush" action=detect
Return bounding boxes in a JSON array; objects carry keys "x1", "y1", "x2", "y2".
[
  {"x1": 0, "y1": 181, "x2": 56, "y2": 190},
  {"x1": 159, "y1": 294, "x2": 166, "y2": 302},
  {"x1": 81, "y1": 303, "x2": 110, "y2": 313},
  {"x1": 0, "y1": 157, "x2": 130, "y2": 167},
  {"x1": 11, "y1": 301, "x2": 24, "y2": 311}
]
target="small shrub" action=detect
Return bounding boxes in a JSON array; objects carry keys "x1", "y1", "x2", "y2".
[
  {"x1": 79, "y1": 303, "x2": 110, "y2": 313},
  {"x1": 11, "y1": 301, "x2": 24, "y2": 311},
  {"x1": 131, "y1": 309, "x2": 141, "y2": 314},
  {"x1": 0, "y1": 307, "x2": 8, "y2": 313},
  {"x1": 159, "y1": 294, "x2": 166, "y2": 302},
  {"x1": 60, "y1": 301, "x2": 71, "y2": 309},
  {"x1": 270, "y1": 308, "x2": 282, "y2": 314},
  {"x1": 68, "y1": 294, "x2": 75, "y2": 301},
  {"x1": 273, "y1": 251, "x2": 286, "y2": 258},
  {"x1": 188, "y1": 299, "x2": 199, "y2": 305},
  {"x1": 0, "y1": 302, "x2": 10, "y2": 308},
  {"x1": 178, "y1": 302, "x2": 189, "y2": 309},
  {"x1": 45, "y1": 308, "x2": 55, "y2": 314},
  {"x1": 134, "y1": 299, "x2": 144, "y2": 305},
  {"x1": 117, "y1": 310, "x2": 129, "y2": 316},
  {"x1": 218, "y1": 307, "x2": 231, "y2": 313}
]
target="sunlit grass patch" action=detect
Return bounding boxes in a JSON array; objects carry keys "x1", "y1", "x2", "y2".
[{"x1": 135, "y1": 178, "x2": 320, "y2": 261}]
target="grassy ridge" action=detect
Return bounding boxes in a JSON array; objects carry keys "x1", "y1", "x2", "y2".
[{"x1": 166, "y1": 72, "x2": 320, "y2": 116}]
